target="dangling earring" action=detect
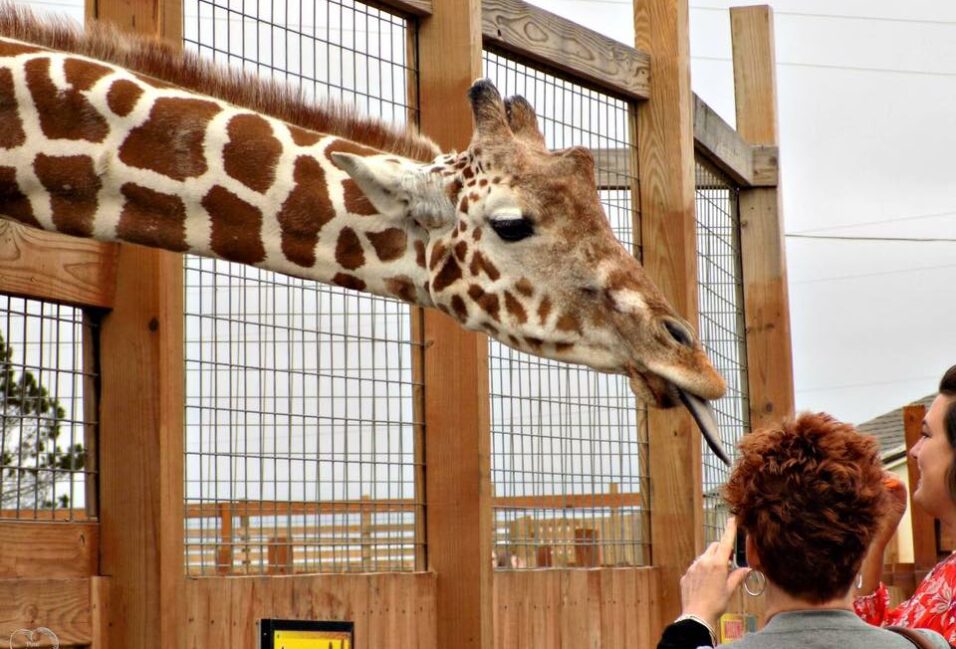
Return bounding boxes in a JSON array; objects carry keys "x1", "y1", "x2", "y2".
[
  {"x1": 857, "y1": 574, "x2": 863, "y2": 589},
  {"x1": 744, "y1": 570, "x2": 767, "y2": 597}
]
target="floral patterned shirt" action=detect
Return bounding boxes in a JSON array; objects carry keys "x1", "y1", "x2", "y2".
[{"x1": 855, "y1": 552, "x2": 956, "y2": 644}]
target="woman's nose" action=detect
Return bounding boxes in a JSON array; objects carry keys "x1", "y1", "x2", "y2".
[{"x1": 910, "y1": 438, "x2": 924, "y2": 459}]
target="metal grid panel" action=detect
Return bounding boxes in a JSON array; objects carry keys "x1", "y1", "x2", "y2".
[
  {"x1": 483, "y1": 50, "x2": 649, "y2": 570},
  {"x1": 0, "y1": 296, "x2": 95, "y2": 520},
  {"x1": 182, "y1": 0, "x2": 422, "y2": 575},
  {"x1": 694, "y1": 158, "x2": 750, "y2": 543}
]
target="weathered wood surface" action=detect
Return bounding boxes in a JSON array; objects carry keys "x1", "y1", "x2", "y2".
[
  {"x1": 418, "y1": 3, "x2": 493, "y2": 649},
  {"x1": 732, "y1": 5, "x2": 794, "y2": 430},
  {"x1": 185, "y1": 573, "x2": 437, "y2": 649},
  {"x1": 0, "y1": 522, "x2": 98, "y2": 578},
  {"x1": 493, "y1": 568, "x2": 662, "y2": 649},
  {"x1": 0, "y1": 220, "x2": 117, "y2": 308},
  {"x1": 0, "y1": 578, "x2": 92, "y2": 647},
  {"x1": 634, "y1": 0, "x2": 704, "y2": 626},
  {"x1": 367, "y1": 0, "x2": 433, "y2": 16},
  {"x1": 482, "y1": 0, "x2": 650, "y2": 100}
]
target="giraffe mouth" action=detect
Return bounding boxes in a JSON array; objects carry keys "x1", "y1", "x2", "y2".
[{"x1": 627, "y1": 367, "x2": 730, "y2": 466}]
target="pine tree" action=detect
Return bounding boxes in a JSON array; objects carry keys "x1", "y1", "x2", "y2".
[{"x1": 0, "y1": 331, "x2": 85, "y2": 510}]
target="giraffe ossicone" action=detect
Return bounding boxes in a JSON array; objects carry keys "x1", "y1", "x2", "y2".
[{"x1": 0, "y1": 8, "x2": 730, "y2": 462}]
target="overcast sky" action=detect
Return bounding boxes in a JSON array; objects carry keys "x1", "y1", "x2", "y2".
[
  {"x1": 533, "y1": 0, "x2": 956, "y2": 425},
  {"x1": 24, "y1": 0, "x2": 956, "y2": 426}
]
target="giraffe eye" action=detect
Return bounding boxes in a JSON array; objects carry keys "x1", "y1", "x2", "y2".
[
  {"x1": 490, "y1": 218, "x2": 534, "y2": 242},
  {"x1": 664, "y1": 319, "x2": 694, "y2": 348}
]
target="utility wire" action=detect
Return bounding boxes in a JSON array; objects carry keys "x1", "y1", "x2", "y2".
[
  {"x1": 787, "y1": 234, "x2": 956, "y2": 243},
  {"x1": 693, "y1": 54, "x2": 956, "y2": 78},
  {"x1": 792, "y1": 210, "x2": 956, "y2": 235}
]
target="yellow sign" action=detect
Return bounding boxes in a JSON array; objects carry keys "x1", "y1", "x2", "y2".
[{"x1": 273, "y1": 629, "x2": 351, "y2": 649}]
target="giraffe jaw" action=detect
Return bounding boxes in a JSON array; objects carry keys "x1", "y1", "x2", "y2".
[{"x1": 627, "y1": 369, "x2": 729, "y2": 466}]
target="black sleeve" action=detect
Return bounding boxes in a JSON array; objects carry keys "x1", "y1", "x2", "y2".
[{"x1": 656, "y1": 619, "x2": 715, "y2": 649}]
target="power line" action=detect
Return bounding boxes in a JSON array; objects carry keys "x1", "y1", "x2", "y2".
[
  {"x1": 787, "y1": 234, "x2": 956, "y2": 243},
  {"x1": 790, "y1": 262, "x2": 956, "y2": 285},
  {"x1": 693, "y1": 54, "x2": 956, "y2": 78},
  {"x1": 796, "y1": 374, "x2": 939, "y2": 394},
  {"x1": 791, "y1": 209, "x2": 956, "y2": 235},
  {"x1": 690, "y1": 5, "x2": 956, "y2": 27}
]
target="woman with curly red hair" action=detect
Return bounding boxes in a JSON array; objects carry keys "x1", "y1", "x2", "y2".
[{"x1": 656, "y1": 411, "x2": 948, "y2": 649}]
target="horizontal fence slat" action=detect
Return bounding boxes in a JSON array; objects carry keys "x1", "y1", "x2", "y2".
[
  {"x1": 0, "y1": 577, "x2": 92, "y2": 647},
  {"x1": 367, "y1": 0, "x2": 432, "y2": 16},
  {"x1": 0, "y1": 522, "x2": 98, "y2": 578},
  {"x1": 482, "y1": 0, "x2": 650, "y2": 100},
  {"x1": 692, "y1": 93, "x2": 779, "y2": 188},
  {"x1": 0, "y1": 220, "x2": 118, "y2": 308}
]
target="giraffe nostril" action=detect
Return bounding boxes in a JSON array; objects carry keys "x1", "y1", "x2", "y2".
[{"x1": 580, "y1": 285, "x2": 600, "y2": 298}]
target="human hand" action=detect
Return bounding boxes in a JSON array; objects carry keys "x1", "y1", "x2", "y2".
[
  {"x1": 877, "y1": 474, "x2": 908, "y2": 543},
  {"x1": 680, "y1": 517, "x2": 750, "y2": 630}
]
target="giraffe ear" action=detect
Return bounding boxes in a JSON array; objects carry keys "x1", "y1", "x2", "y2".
[{"x1": 331, "y1": 152, "x2": 454, "y2": 229}]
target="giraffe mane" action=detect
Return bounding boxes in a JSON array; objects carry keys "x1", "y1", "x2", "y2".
[{"x1": 0, "y1": 3, "x2": 441, "y2": 161}]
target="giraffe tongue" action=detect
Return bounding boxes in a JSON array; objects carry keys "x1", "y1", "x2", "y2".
[{"x1": 676, "y1": 388, "x2": 731, "y2": 466}]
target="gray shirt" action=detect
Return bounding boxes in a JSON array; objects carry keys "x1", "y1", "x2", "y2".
[{"x1": 727, "y1": 610, "x2": 949, "y2": 649}]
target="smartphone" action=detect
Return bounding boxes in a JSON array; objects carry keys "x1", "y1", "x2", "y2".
[{"x1": 734, "y1": 528, "x2": 748, "y2": 568}]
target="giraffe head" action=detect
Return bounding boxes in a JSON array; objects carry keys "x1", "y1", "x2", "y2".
[{"x1": 333, "y1": 80, "x2": 727, "y2": 456}]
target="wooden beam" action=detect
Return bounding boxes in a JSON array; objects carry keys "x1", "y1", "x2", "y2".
[
  {"x1": 366, "y1": 0, "x2": 433, "y2": 16},
  {"x1": 0, "y1": 220, "x2": 117, "y2": 308},
  {"x1": 0, "y1": 522, "x2": 98, "y2": 578},
  {"x1": 418, "y1": 4, "x2": 492, "y2": 649},
  {"x1": 905, "y1": 404, "x2": 937, "y2": 572},
  {"x1": 731, "y1": 5, "x2": 794, "y2": 430},
  {"x1": 0, "y1": 578, "x2": 92, "y2": 647},
  {"x1": 483, "y1": 0, "x2": 650, "y2": 100},
  {"x1": 634, "y1": 0, "x2": 703, "y2": 627},
  {"x1": 691, "y1": 93, "x2": 778, "y2": 188},
  {"x1": 494, "y1": 492, "x2": 642, "y2": 510}
]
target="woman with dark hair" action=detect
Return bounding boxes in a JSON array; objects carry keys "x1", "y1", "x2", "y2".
[
  {"x1": 656, "y1": 411, "x2": 949, "y2": 649},
  {"x1": 855, "y1": 364, "x2": 956, "y2": 641}
]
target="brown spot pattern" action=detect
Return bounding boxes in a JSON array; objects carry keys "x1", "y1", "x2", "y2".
[
  {"x1": 276, "y1": 155, "x2": 334, "y2": 267},
  {"x1": 503, "y1": 291, "x2": 527, "y2": 324},
  {"x1": 287, "y1": 124, "x2": 321, "y2": 147},
  {"x1": 335, "y1": 227, "x2": 365, "y2": 271},
  {"x1": 467, "y1": 285, "x2": 500, "y2": 322},
  {"x1": 25, "y1": 58, "x2": 108, "y2": 142},
  {"x1": 63, "y1": 58, "x2": 112, "y2": 91},
  {"x1": 445, "y1": 179, "x2": 462, "y2": 202},
  {"x1": 514, "y1": 278, "x2": 534, "y2": 297},
  {"x1": 453, "y1": 240, "x2": 468, "y2": 262},
  {"x1": 537, "y1": 297, "x2": 552, "y2": 324},
  {"x1": 366, "y1": 228, "x2": 407, "y2": 262},
  {"x1": 119, "y1": 97, "x2": 221, "y2": 180},
  {"x1": 117, "y1": 182, "x2": 189, "y2": 252},
  {"x1": 333, "y1": 273, "x2": 366, "y2": 292},
  {"x1": 458, "y1": 196, "x2": 469, "y2": 213},
  {"x1": 0, "y1": 166, "x2": 38, "y2": 227},
  {"x1": 0, "y1": 68, "x2": 25, "y2": 148},
  {"x1": 432, "y1": 257, "x2": 462, "y2": 293},
  {"x1": 0, "y1": 42, "x2": 42, "y2": 56},
  {"x1": 472, "y1": 227, "x2": 482, "y2": 241},
  {"x1": 555, "y1": 343, "x2": 574, "y2": 353},
  {"x1": 106, "y1": 79, "x2": 143, "y2": 117},
  {"x1": 469, "y1": 251, "x2": 500, "y2": 281},
  {"x1": 324, "y1": 138, "x2": 380, "y2": 162},
  {"x1": 342, "y1": 179, "x2": 377, "y2": 216},
  {"x1": 386, "y1": 276, "x2": 417, "y2": 303},
  {"x1": 556, "y1": 314, "x2": 581, "y2": 334},
  {"x1": 203, "y1": 185, "x2": 266, "y2": 265},
  {"x1": 429, "y1": 241, "x2": 446, "y2": 271},
  {"x1": 414, "y1": 240, "x2": 426, "y2": 268},
  {"x1": 34, "y1": 153, "x2": 101, "y2": 237},
  {"x1": 224, "y1": 114, "x2": 281, "y2": 193},
  {"x1": 450, "y1": 295, "x2": 468, "y2": 320}
]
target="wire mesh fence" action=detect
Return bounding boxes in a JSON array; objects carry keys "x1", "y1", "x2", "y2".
[
  {"x1": 0, "y1": 296, "x2": 96, "y2": 521},
  {"x1": 694, "y1": 158, "x2": 750, "y2": 543},
  {"x1": 483, "y1": 50, "x2": 649, "y2": 570},
  {"x1": 182, "y1": 0, "x2": 423, "y2": 575}
]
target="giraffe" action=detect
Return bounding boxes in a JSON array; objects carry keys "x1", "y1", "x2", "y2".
[{"x1": 0, "y1": 8, "x2": 731, "y2": 461}]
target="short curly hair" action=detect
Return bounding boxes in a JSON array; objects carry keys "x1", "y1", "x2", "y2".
[{"x1": 725, "y1": 412, "x2": 888, "y2": 603}]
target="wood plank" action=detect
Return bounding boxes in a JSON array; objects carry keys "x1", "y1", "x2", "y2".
[
  {"x1": 482, "y1": 0, "x2": 650, "y2": 100},
  {"x1": 0, "y1": 578, "x2": 92, "y2": 647},
  {"x1": 751, "y1": 145, "x2": 779, "y2": 187},
  {"x1": 0, "y1": 522, "x2": 98, "y2": 578},
  {"x1": 634, "y1": 0, "x2": 705, "y2": 625},
  {"x1": 365, "y1": 0, "x2": 433, "y2": 16},
  {"x1": 0, "y1": 220, "x2": 117, "y2": 308},
  {"x1": 731, "y1": 5, "x2": 795, "y2": 430},
  {"x1": 905, "y1": 404, "x2": 937, "y2": 571},
  {"x1": 692, "y1": 93, "x2": 752, "y2": 187},
  {"x1": 91, "y1": 576, "x2": 110, "y2": 649},
  {"x1": 495, "y1": 491, "x2": 642, "y2": 510},
  {"x1": 418, "y1": 4, "x2": 492, "y2": 649}
]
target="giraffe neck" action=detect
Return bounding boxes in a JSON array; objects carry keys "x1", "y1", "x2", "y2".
[{"x1": 0, "y1": 39, "x2": 443, "y2": 307}]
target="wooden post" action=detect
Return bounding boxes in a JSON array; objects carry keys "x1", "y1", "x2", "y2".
[
  {"x1": 731, "y1": 5, "x2": 795, "y2": 430},
  {"x1": 216, "y1": 502, "x2": 233, "y2": 576},
  {"x1": 417, "y1": 3, "x2": 492, "y2": 649},
  {"x1": 634, "y1": 0, "x2": 705, "y2": 627},
  {"x1": 904, "y1": 404, "x2": 937, "y2": 576},
  {"x1": 92, "y1": 1, "x2": 185, "y2": 648}
]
